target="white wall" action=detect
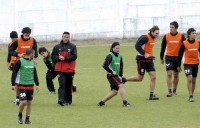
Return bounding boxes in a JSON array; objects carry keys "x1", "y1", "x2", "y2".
[{"x1": 0, "y1": 0, "x2": 200, "y2": 43}]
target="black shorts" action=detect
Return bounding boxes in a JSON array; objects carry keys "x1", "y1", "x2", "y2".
[
  {"x1": 19, "y1": 89, "x2": 34, "y2": 101},
  {"x1": 165, "y1": 56, "x2": 178, "y2": 72},
  {"x1": 184, "y1": 64, "x2": 199, "y2": 77},
  {"x1": 137, "y1": 59, "x2": 155, "y2": 76},
  {"x1": 107, "y1": 75, "x2": 123, "y2": 91}
]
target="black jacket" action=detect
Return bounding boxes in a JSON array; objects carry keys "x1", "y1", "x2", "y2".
[{"x1": 52, "y1": 40, "x2": 77, "y2": 63}]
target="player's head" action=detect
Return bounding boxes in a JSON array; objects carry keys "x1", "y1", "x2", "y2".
[
  {"x1": 170, "y1": 21, "x2": 179, "y2": 29},
  {"x1": 110, "y1": 42, "x2": 120, "y2": 54},
  {"x1": 39, "y1": 47, "x2": 49, "y2": 58},
  {"x1": 22, "y1": 27, "x2": 31, "y2": 40},
  {"x1": 10, "y1": 31, "x2": 18, "y2": 39},
  {"x1": 62, "y1": 31, "x2": 70, "y2": 43},
  {"x1": 149, "y1": 25, "x2": 159, "y2": 38},
  {"x1": 170, "y1": 21, "x2": 178, "y2": 34},
  {"x1": 187, "y1": 28, "x2": 196, "y2": 39},
  {"x1": 26, "y1": 48, "x2": 35, "y2": 59}
]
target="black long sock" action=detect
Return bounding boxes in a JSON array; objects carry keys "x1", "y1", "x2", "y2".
[
  {"x1": 26, "y1": 116, "x2": 30, "y2": 120},
  {"x1": 123, "y1": 100, "x2": 127, "y2": 105},
  {"x1": 150, "y1": 92, "x2": 154, "y2": 97},
  {"x1": 18, "y1": 112, "x2": 22, "y2": 117}
]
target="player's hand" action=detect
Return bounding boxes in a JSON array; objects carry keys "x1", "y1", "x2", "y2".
[
  {"x1": 7, "y1": 63, "x2": 11, "y2": 70},
  {"x1": 160, "y1": 59, "x2": 164, "y2": 64},
  {"x1": 112, "y1": 71, "x2": 116, "y2": 75},
  {"x1": 11, "y1": 86, "x2": 16, "y2": 91},
  {"x1": 177, "y1": 67, "x2": 182, "y2": 72},
  {"x1": 144, "y1": 53, "x2": 150, "y2": 58},
  {"x1": 59, "y1": 55, "x2": 65, "y2": 61},
  {"x1": 36, "y1": 86, "x2": 40, "y2": 92},
  {"x1": 18, "y1": 54, "x2": 24, "y2": 58}
]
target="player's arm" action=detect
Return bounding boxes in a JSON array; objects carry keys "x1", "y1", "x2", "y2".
[
  {"x1": 9, "y1": 40, "x2": 18, "y2": 57},
  {"x1": 135, "y1": 35, "x2": 148, "y2": 55},
  {"x1": 11, "y1": 60, "x2": 20, "y2": 90},
  {"x1": 119, "y1": 57, "x2": 123, "y2": 77},
  {"x1": 34, "y1": 67, "x2": 39, "y2": 86},
  {"x1": 102, "y1": 54, "x2": 114, "y2": 74},
  {"x1": 177, "y1": 43, "x2": 185, "y2": 71},
  {"x1": 33, "y1": 67, "x2": 40, "y2": 92},
  {"x1": 65, "y1": 44, "x2": 77, "y2": 62},
  {"x1": 33, "y1": 38, "x2": 38, "y2": 58},
  {"x1": 160, "y1": 35, "x2": 167, "y2": 61},
  {"x1": 51, "y1": 45, "x2": 60, "y2": 62},
  {"x1": 198, "y1": 41, "x2": 200, "y2": 53},
  {"x1": 182, "y1": 34, "x2": 186, "y2": 42}
]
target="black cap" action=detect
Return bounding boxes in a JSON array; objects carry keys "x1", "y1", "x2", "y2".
[
  {"x1": 22, "y1": 27, "x2": 31, "y2": 34},
  {"x1": 10, "y1": 31, "x2": 18, "y2": 38}
]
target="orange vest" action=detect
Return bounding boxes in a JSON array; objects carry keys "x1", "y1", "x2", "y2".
[
  {"x1": 8, "y1": 41, "x2": 17, "y2": 64},
  {"x1": 166, "y1": 32, "x2": 182, "y2": 56},
  {"x1": 144, "y1": 34, "x2": 156, "y2": 56},
  {"x1": 16, "y1": 37, "x2": 34, "y2": 60},
  {"x1": 183, "y1": 39, "x2": 199, "y2": 64}
]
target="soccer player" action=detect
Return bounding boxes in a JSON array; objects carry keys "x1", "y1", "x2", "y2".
[
  {"x1": 160, "y1": 21, "x2": 186, "y2": 97},
  {"x1": 97, "y1": 42, "x2": 131, "y2": 107},
  {"x1": 52, "y1": 32, "x2": 77, "y2": 106},
  {"x1": 9, "y1": 27, "x2": 38, "y2": 105},
  {"x1": 122, "y1": 26, "x2": 160, "y2": 100},
  {"x1": 11, "y1": 48, "x2": 39, "y2": 124},
  {"x1": 7, "y1": 31, "x2": 18, "y2": 70},
  {"x1": 7, "y1": 31, "x2": 20, "y2": 105},
  {"x1": 177, "y1": 28, "x2": 200, "y2": 102},
  {"x1": 9, "y1": 27, "x2": 38, "y2": 64},
  {"x1": 39, "y1": 47, "x2": 77, "y2": 94}
]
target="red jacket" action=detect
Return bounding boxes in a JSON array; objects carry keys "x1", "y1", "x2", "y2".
[{"x1": 52, "y1": 41, "x2": 77, "y2": 73}]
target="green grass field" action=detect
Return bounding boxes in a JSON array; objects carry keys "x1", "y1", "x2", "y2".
[{"x1": 0, "y1": 39, "x2": 200, "y2": 128}]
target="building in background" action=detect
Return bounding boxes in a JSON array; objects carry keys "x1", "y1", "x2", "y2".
[{"x1": 0, "y1": 0, "x2": 200, "y2": 43}]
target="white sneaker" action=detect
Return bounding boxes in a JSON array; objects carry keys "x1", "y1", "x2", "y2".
[
  {"x1": 49, "y1": 91, "x2": 56, "y2": 94},
  {"x1": 15, "y1": 99, "x2": 20, "y2": 106}
]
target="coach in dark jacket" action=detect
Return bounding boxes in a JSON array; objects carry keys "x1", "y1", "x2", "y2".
[{"x1": 52, "y1": 32, "x2": 77, "y2": 106}]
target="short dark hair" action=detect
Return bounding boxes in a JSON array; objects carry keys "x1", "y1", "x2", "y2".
[
  {"x1": 110, "y1": 42, "x2": 120, "y2": 52},
  {"x1": 26, "y1": 48, "x2": 35, "y2": 55},
  {"x1": 10, "y1": 31, "x2": 18, "y2": 38},
  {"x1": 187, "y1": 28, "x2": 196, "y2": 38},
  {"x1": 22, "y1": 27, "x2": 31, "y2": 34},
  {"x1": 149, "y1": 25, "x2": 159, "y2": 32},
  {"x1": 63, "y1": 31, "x2": 70, "y2": 36},
  {"x1": 170, "y1": 21, "x2": 179, "y2": 29},
  {"x1": 38, "y1": 47, "x2": 47, "y2": 54}
]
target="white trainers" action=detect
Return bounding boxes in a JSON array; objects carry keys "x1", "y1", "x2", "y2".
[
  {"x1": 188, "y1": 97, "x2": 194, "y2": 102},
  {"x1": 15, "y1": 99, "x2": 20, "y2": 106},
  {"x1": 49, "y1": 91, "x2": 56, "y2": 94}
]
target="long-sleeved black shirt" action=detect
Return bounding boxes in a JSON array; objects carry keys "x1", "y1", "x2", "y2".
[
  {"x1": 102, "y1": 52, "x2": 123, "y2": 76},
  {"x1": 9, "y1": 35, "x2": 38, "y2": 58},
  {"x1": 11, "y1": 58, "x2": 39, "y2": 86},
  {"x1": 160, "y1": 32, "x2": 186, "y2": 60}
]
